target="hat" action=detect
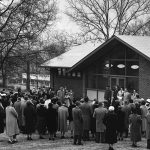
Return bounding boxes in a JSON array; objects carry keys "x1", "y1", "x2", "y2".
[
  {"x1": 108, "y1": 106, "x2": 115, "y2": 111},
  {"x1": 147, "y1": 99, "x2": 150, "y2": 103}
]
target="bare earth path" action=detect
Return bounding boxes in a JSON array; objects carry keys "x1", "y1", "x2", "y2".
[{"x1": 0, "y1": 132, "x2": 148, "y2": 150}]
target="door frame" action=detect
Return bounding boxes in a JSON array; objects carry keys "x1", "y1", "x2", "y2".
[{"x1": 110, "y1": 76, "x2": 126, "y2": 89}]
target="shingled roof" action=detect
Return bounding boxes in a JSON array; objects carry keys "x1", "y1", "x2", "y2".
[{"x1": 41, "y1": 35, "x2": 150, "y2": 68}]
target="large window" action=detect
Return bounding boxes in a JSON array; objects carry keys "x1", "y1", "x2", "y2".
[
  {"x1": 110, "y1": 60, "x2": 125, "y2": 75},
  {"x1": 126, "y1": 61, "x2": 139, "y2": 76}
]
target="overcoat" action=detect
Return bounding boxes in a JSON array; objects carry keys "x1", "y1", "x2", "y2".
[
  {"x1": 58, "y1": 105, "x2": 68, "y2": 132},
  {"x1": 24, "y1": 101, "x2": 36, "y2": 134},
  {"x1": 20, "y1": 99, "x2": 26, "y2": 127},
  {"x1": 0, "y1": 104, "x2": 5, "y2": 133},
  {"x1": 14, "y1": 100, "x2": 22, "y2": 127},
  {"x1": 129, "y1": 114, "x2": 142, "y2": 142},
  {"x1": 122, "y1": 105, "x2": 131, "y2": 130},
  {"x1": 6, "y1": 106, "x2": 19, "y2": 136},
  {"x1": 146, "y1": 113, "x2": 150, "y2": 139},
  {"x1": 93, "y1": 107, "x2": 107, "y2": 132},
  {"x1": 140, "y1": 105, "x2": 148, "y2": 132},
  {"x1": 116, "y1": 108, "x2": 125, "y2": 132},
  {"x1": 36, "y1": 104, "x2": 47, "y2": 134},
  {"x1": 80, "y1": 102, "x2": 92, "y2": 130},
  {"x1": 103, "y1": 111, "x2": 118, "y2": 144},
  {"x1": 72, "y1": 106, "x2": 83, "y2": 135},
  {"x1": 46, "y1": 105, "x2": 58, "y2": 133}
]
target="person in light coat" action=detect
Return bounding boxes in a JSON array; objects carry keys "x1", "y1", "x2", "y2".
[
  {"x1": 146, "y1": 107, "x2": 150, "y2": 149},
  {"x1": 58, "y1": 102, "x2": 68, "y2": 138},
  {"x1": 6, "y1": 100, "x2": 19, "y2": 144},
  {"x1": 93, "y1": 102, "x2": 107, "y2": 143},
  {"x1": 140, "y1": 100, "x2": 148, "y2": 137}
]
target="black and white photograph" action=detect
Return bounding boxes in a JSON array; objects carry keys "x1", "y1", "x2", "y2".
[{"x1": 0, "y1": 0, "x2": 150, "y2": 149}]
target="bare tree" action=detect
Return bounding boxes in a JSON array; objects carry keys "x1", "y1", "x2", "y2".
[
  {"x1": 0, "y1": 0, "x2": 57, "y2": 88},
  {"x1": 66, "y1": 0, "x2": 150, "y2": 42}
]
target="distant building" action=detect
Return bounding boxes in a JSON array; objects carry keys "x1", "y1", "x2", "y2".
[
  {"x1": 41, "y1": 35, "x2": 150, "y2": 100},
  {"x1": 22, "y1": 73, "x2": 50, "y2": 87}
]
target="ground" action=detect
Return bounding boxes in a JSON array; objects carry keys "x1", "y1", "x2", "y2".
[{"x1": 0, "y1": 132, "x2": 148, "y2": 150}]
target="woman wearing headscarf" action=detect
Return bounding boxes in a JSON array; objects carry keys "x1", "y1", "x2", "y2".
[
  {"x1": 103, "y1": 106, "x2": 118, "y2": 150},
  {"x1": 24, "y1": 100, "x2": 36, "y2": 140},
  {"x1": 6, "y1": 100, "x2": 19, "y2": 144}
]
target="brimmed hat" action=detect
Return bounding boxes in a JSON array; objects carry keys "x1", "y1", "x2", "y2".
[
  {"x1": 108, "y1": 106, "x2": 114, "y2": 111},
  {"x1": 147, "y1": 99, "x2": 150, "y2": 103}
]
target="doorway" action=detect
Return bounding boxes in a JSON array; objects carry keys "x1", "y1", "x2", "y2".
[{"x1": 110, "y1": 77, "x2": 125, "y2": 90}]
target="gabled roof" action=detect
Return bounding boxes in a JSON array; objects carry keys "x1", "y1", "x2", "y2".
[
  {"x1": 115, "y1": 35, "x2": 150, "y2": 60},
  {"x1": 41, "y1": 35, "x2": 150, "y2": 69},
  {"x1": 41, "y1": 42, "x2": 100, "y2": 68}
]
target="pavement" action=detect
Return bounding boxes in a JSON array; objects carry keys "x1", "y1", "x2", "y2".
[{"x1": 0, "y1": 132, "x2": 148, "y2": 150}]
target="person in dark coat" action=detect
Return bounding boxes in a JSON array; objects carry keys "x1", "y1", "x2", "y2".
[
  {"x1": 103, "y1": 106, "x2": 118, "y2": 150},
  {"x1": 24, "y1": 100, "x2": 36, "y2": 140},
  {"x1": 46, "y1": 102, "x2": 58, "y2": 140},
  {"x1": 104, "y1": 86, "x2": 112, "y2": 107},
  {"x1": 0, "y1": 98, "x2": 5, "y2": 134},
  {"x1": 36, "y1": 98, "x2": 47, "y2": 139},
  {"x1": 129, "y1": 107, "x2": 142, "y2": 147},
  {"x1": 72, "y1": 101, "x2": 83, "y2": 145},
  {"x1": 116, "y1": 106, "x2": 125, "y2": 141},
  {"x1": 112, "y1": 85, "x2": 119, "y2": 106},
  {"x1": 80, "y1": 97, "x2": 92, "y2": 141},
  {"x1": 68, "y1": 100, "x2": 76, "y2": 138}
]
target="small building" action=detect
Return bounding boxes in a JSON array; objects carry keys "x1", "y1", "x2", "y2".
[
  {"x1": 41, "y1": 35, "x2": 150, "y2": 101},
  {"x1": 22, "y1": 73, "x2": 50, "y2": 87}
]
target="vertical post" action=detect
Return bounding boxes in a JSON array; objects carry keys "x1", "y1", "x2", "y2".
[
  {"x1": 36, "y1": 54, "x2": 38, "y2": 89},
  {"x1": 26, "y1": 60, "x2": 30, "y2": 91},
  {"x1": 82, "y1": 72, "x2": 86, "y2": 97}
]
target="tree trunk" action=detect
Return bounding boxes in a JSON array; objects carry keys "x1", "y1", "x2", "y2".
[
  {"x1": 26, "y1": 60, "x2": 30, "y2": 91},
  {"x1": 1, "y1": 65, "x2": 7, "y2": 88}
]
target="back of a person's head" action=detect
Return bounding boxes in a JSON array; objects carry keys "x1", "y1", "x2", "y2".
[
  {"x1": 124, "y1": 100, "x2": 128, "y2": 105},
  {"x1": 75, "y1": 101, "x2": 80, "y2": 107},
  {"x1": 98, "y1": 102, "x2": 103, "y2": 107},
  {"x1": 48, "y1": 102, "x2": 53, "y2": 108},
  {"x1": 129, "y1": 99, "x2": 133, "y2": 103},
  {"x1": 141, "y1": 100, "x2": 146, "y2": 105},
  {"x1": 131, "y1": 107, "x2": 137, "y2": 114},
  {"x1": 84, "y1": 97, "x2": 89, "y2": 102},
  {"x1": 136, "y1": 94, "x2": 140, "y2": 99}
]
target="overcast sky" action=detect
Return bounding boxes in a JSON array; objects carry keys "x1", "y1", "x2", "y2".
[{"x1": 55, "y1": 0, "x2": 80, "y2": 34}]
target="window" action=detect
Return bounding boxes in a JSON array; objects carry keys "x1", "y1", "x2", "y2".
[{"x1": 110, "y1": 60, "x2": 125, "y2": 75}]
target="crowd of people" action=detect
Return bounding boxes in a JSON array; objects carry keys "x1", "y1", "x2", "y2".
[{"x1": 0, "y1": 86, "x2": 150, "y2": 150}]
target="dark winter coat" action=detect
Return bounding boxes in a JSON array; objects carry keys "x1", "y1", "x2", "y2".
[
  {"x1": 103, "y1": 111, "x2": 118, "y2": 144},
  {"x1": 116, "y1": 108, "x2": 125, "y2": 132},
  {"x1": 80, "y1": 102, "x2": 92, "y2": 130},
  {"x1": 36, "y1": 104, "x2": 47, "y2": 134},
  {"x1": 46, "y1": 105, "x2": 58, "y2": 133},
  {"x1": 68, "y1": 104, "x2": 76, "y2": 122},
  {"x1": 129, "y1": 114, "x2": 142, "y2": 142},
  {"x1": 72, "y1": 106, "x2": 83, "y2": 135},
  {"x1": 0, "y1": 104, "x2": 5, "y2": 133},
  {"x1": 24, "y1": 101, "x2": 36, "y2": 134}
]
